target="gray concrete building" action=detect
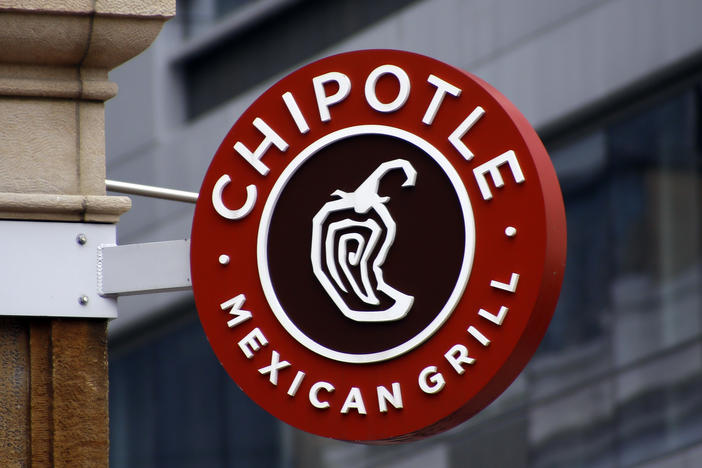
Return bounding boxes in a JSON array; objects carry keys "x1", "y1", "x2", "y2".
[{"x1": 106, "y1": 0, "x2": 702, "y2": 466}]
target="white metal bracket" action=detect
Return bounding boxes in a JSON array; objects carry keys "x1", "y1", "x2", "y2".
[
  {"x1": 98, "y1": 240, "x2": 191, "y2": 297},
  {"x1": 0, "y1": 220, "x2": 193, "y2": 318},
  {"x1": 0, "y1": 220, "x2": 118, "y2": 318}
]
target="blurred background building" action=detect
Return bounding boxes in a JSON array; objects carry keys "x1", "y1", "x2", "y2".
[{"x1": 105, "y1": 0, "x2": 702, "y2": 466}]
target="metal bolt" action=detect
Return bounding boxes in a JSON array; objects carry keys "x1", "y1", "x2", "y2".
[
  {"x1": 78, "y1": 295, "x2": 89, "y2": 306},
  {"x1": 76, "y1": 233, "x2": 88, "y2": 245}
]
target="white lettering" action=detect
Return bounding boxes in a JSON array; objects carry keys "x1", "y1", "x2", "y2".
[
  {"x1": 287, "y1": 370, "x2": 306, "y2": 397},
  {"x1": 448, "y1": 106, "x2": 485, "y2": 160},
  {"x1": 220, "y1": 294, "x2": 252, "y2": 328},
  {"x1": 237, "y1": 327, "x2": 268, "y2": 359},
  {"x1": 473, "y1": 150, "x2": 525, "y2": 200},
  {"x1": 282, "y1": 91, "x2": 310, "y2": 134},
  {"x1": 418, "y1": 366, "x2": 445, "y2": 394},
  {"x1": 377, "y1": 383, "x2": 403, "y2": 413},
  {"x1": 257, "y1": 350, "x2": 291, "y2": 386},
  {"x1": 341, "y1": 387, "x2": 367, "y2": 415},
  {"x1": 479, "y1": 306, "x2": 509, "y2": 326},
  {"x1": 309, "y1": 381, "x2": 335, "y2": 409},
  {"x1": 234, "y1": 117, "x2": 288, "y2": 176},
  {"x1": 364, "y1": 64, "x2": 410, "y2": 113},
  {"x1": 423, "y1": 74, "x2": 461, "y2": 125},
  {"x1": 444, "y1": 344, "x2": 475, "y2": 375},
  {"x1": 313, "y1": 71, "x2": 351, "y2": 122},
  {"x1": 212, "y1": 175, "x2": 257, "y2": 220},
  {"x1": 490, "y1": 272, "x2": 520, "y2": 293},
  {"x1": 467, "y1": 326, "x2": 491, "y2": 347}
]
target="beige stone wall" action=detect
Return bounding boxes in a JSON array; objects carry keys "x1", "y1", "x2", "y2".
[{"x1": 0, "y1": 2, "x2": 173, "y2": 466}]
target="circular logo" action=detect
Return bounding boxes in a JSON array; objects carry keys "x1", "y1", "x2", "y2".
[
  {"x1": 260, "y1": 126, "x2": 474, "y2": 363},
  {"x1": 190, "y1": 50, "x2": 566, "y2": 443}
]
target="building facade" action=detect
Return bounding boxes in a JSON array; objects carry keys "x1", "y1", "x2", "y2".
[{"x1": 106, "y1": 0, "x2": 702, "y2": 466}]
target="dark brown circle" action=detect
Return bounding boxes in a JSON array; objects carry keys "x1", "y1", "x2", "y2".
[{"x1": 265, "y1": 133, "x2": 466, "y2": 357}]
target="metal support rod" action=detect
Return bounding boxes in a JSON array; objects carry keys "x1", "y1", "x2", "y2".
[{"x1": 106, "y1": 179, "x2": 198, "y2": 203}]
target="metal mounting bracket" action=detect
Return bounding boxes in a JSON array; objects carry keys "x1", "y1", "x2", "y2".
[
  {"x1": 98, "y1": 240, "x2": 191, "y2": 297},
  {"x1": 0, "y1": 220, "x2": 118, "y2": 318},
  {"x1": 0, "y1": 220, "x2": 193, "y2": 318}
]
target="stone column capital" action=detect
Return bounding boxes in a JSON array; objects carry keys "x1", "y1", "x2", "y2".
[
  {"x1": 0, "y1": 1, "x2": 175, "y2": 99},
  {"x1": 0, "y1": 1, "x2": 175, "y2": 222}
]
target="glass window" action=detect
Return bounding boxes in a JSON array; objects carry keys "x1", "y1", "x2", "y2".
[
  {"x1": 176, "y1": 0, "x2": 261, "y2": 38},
  {"x1": 542, "y1": 131, "x2": 610, "y2": 352},
  {"x1": 531, "y1": 83, "x2": 702, "y2": 467},
  {"x1": 109, "y1": 311, "x2": 281, "y2": 468},
  {"x1": 216, "y1": 0, "x2": 260, "y2": 17},
  {"x1": 180, "y1": 0, "x2": 422, "y2": 119},
  {"x1": 541, "y1": 87, "x2": 702, "y2": 356}
]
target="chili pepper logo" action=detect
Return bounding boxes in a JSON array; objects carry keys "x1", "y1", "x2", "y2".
[{"x1": 311, "y1": 159, "x2": 417, "y2": 322}]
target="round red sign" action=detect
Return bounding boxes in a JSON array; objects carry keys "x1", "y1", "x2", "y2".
[{"x1": 190, "y1": 50, "x2": 566, "y2": 443}]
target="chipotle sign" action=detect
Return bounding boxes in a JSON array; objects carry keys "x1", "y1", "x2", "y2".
[{"x1": 190, "y1": 50, "x2": 566, "y2": 442}]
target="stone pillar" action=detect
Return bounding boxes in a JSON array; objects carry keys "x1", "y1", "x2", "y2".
[{"x1": 0, "y1": 2, "x2": 173, "y2": 466}]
